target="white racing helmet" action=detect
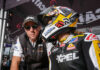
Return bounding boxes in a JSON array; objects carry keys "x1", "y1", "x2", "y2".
[{"x1": 38, "y1": 6, "x2": 79, "y2": 40}]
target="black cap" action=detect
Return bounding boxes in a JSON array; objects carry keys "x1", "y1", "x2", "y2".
[{"x1": 23, "y1": 16, "x2": 39, "y2": 26}]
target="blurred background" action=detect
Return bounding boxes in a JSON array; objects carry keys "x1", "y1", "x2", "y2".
[{"x1": 0, "y1": 0, "x2": 100, "y2": 70}]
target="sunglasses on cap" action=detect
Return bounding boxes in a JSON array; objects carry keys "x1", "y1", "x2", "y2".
[{"x1": 24, "y1": 24, "x2": 38, "y2": 30}]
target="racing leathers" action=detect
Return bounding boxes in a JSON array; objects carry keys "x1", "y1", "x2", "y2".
[{"x1": 46, "y1": 32, "x2": 100, "y2": 70}]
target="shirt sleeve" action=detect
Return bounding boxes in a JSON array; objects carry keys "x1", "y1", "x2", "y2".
[{"x1": 13, "y1": 37, "x2": 23, "y2": 57}]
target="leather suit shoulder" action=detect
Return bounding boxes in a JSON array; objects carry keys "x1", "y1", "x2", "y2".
[{"x1": 84, "y1": 32, "x2": 98, "y2": 42}]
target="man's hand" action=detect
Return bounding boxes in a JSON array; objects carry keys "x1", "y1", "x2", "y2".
[{"x1": 10, "y1": 56, "x2": 21, "y2": 70}]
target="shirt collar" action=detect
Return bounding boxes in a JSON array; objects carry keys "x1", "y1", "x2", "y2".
[{"x1": 29, "y1": 39, "x2": 36, "y2": 48}]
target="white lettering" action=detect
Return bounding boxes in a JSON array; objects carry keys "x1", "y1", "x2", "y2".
[
  {"x1": 56, "y1": 54, "x2": 64, "y2": 63},
  {"x1": 41, "y1": 5, "x2": 46, "y2": 10},
  {"x1": 37, "y1": 2, "x2": 42, "y2": 9},
  {"x1": 66, "y1": 53, "x2": 73, "y2": 61},
  {"x1": 73, "y1": 52, "x2": 79, "y2": 59},
  {"x1": 32, "y1": 0, "x2": 46, "y2": 11},
  {"x1": 86, "y1": 11, "x2": 96, "y2": 22},
  {"x1": 78, "y1": 8, "x2": 100, "y2": 24},
  {"x1": 78, "y1": 14, "x2": 84, "y2": 24},
  {"x1": 95, "y1": 8, "x2": 100, "y2": 19},
  {"x1": 35, "y1": 0, "x2": 40, "y2": 5},
  {"x1": 56, "y1": 51, "x2": 79, "y2": 63}
]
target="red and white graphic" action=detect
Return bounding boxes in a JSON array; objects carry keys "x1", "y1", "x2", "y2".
[{"x1": 85, "y1": 33, "x2": 98, "y2": 41}]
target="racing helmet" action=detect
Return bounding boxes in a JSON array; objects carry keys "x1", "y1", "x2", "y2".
[{"x1": 38, "y1": 6, "x2": 79, "y2": 40}]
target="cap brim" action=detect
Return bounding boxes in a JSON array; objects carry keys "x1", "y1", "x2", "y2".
[{"x1": 23, "y1": 20, "x2": 38, "y2": 27}]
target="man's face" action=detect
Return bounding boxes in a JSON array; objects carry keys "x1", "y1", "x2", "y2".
[
  {"x1": 58, "y1": 33, "x2": 70, "y2": 43},
  {"x1": 24, "y1": 21, "x2": 41, "y2": 41}
]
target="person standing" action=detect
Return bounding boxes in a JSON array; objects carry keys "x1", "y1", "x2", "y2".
[{"x1": 10, "y1": 16, "x2": 49, "y2": 70}]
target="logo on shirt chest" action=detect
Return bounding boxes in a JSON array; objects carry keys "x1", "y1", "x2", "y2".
[{"x1": 67, "y1": 43, "x2": 76, "y2": 50}]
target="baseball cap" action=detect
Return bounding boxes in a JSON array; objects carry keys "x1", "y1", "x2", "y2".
[{"x1": 23, "y1": 16, "x2": 39, "y2": 27}]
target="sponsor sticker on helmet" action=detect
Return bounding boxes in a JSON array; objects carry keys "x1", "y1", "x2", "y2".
[
  {"x1": 63, "y1": 18, "x2": 70, "y2": 24},
  {"x1": 44, "y1": 27, "x2": 55, "y2": 36},
  {"x1": 56, "y1": 21, "x2": 64, "y2": 28}
]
